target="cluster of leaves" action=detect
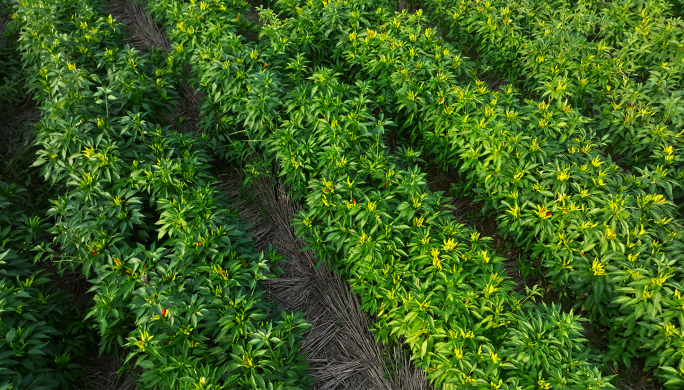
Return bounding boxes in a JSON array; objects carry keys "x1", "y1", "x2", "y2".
[
  {"x1": 145, "y1": 0, "x2": 615, "y2": 388},
  {"x1": 11, "y1": 0, "x2": 311, "y2": 388},
  {"x1": 264, "y1": 2, "x2": 684, "y2": 386},
  {"x1": 419, "y1": 0, "x2": 684, "y2": 195},
  {"x1": 0, "y1": 0, "x2": 24, "y2": 109},
  {"x1": 0, "y1": 182, "x2": 89, "y2": 390}
]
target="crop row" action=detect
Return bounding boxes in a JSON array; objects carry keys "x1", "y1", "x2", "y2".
[
  {"x1": 0, "y1": 181, "x2": 90, "y2": 390},
  {"x1": 419, "y1": 0, "x2": 684, "y2": 194},
  {"x1": 2, "y1": 2, "x2": 88, "y2": 388},
  {"x1": 262, "y1": 0, "x2": 684, "y2": 386},
  {"x1": 12, "y1": 0, "x2": 310, "y2": 388},
  {"x1": 0, "y1": 0, "x2": 24, "y2": 109},
  {"x1": 144, "y1": 0, "x2": 616, "y2": 388}
]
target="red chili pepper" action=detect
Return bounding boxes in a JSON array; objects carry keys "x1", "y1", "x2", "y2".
[
  {"x1": 263, "y1": 63, "x2": 267, "y2": 68},
  {"x1": 93, "y1": 252, "x2": 97, "y2": 255},
  {"x1": 352, "y1": 198, "x2": 356, "y2": 205},
  {"x1": 546, "y1": 213, "x2": 551, "y2": 216},
  {"x1": 581, "y1": 253, "x2": 586, "y2": 256},
  {"x1": 162, "y1": 308, "x2": 167, "y2": 316}
]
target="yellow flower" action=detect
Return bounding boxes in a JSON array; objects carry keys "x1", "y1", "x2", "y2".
[
  {"x1": 665, "y1": 322, "x2": 679, "y2": 338},
  {"x1": 82, "y1": 146, "x2": 95, "y2": 158},
  {"x1": 322, "y1": 178, "x2": 335, "y2": 191},
  {"x1": 591, "y1": 258, "x2": 607, "y2": 276},
  {"x1": 133, "y1": 330, "x2": 154, "y2": 352},
  {"x1": 537, "y1": 378, "x2": 551, "y2": 390},
  {"x1": 442, "y1": 238, "x2": 457, "y2": 252},
  {"x1": 483, "y1": 283, "x2": 497, "y2": 297},
  {"x1": 80, "y1": 172, "x2": 95, "y2": 187},
  {"x1": 490, "y1": 351, "x2": 500, "y2": 364},
  {"x1": 431, "y1": 248, "x2": 442, "y2": 270},
  {"x1": 591, "y1": 156, "x2": 604, "y2": 168}
]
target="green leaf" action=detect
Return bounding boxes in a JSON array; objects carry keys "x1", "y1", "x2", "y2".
[
  {"x1": 664, "y1": 377, "x2": 684, "y2": 387},
  {"x1": 5, "y1": 328, "x2": 15, "y2": 344},
  {"x1": 27, "y1": 348, "x2": 46, "y2": 356},
  {"x1": 634, "y1": 303, "x2": 645, "y2": 320},
  {"x1": 138, "y1": 359, "x2": 155, "y2": 369}
]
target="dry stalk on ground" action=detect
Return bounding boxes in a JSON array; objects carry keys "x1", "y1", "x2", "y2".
[{"x1": 221, "y1": 174, "x2": 434, "y2": 390}]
